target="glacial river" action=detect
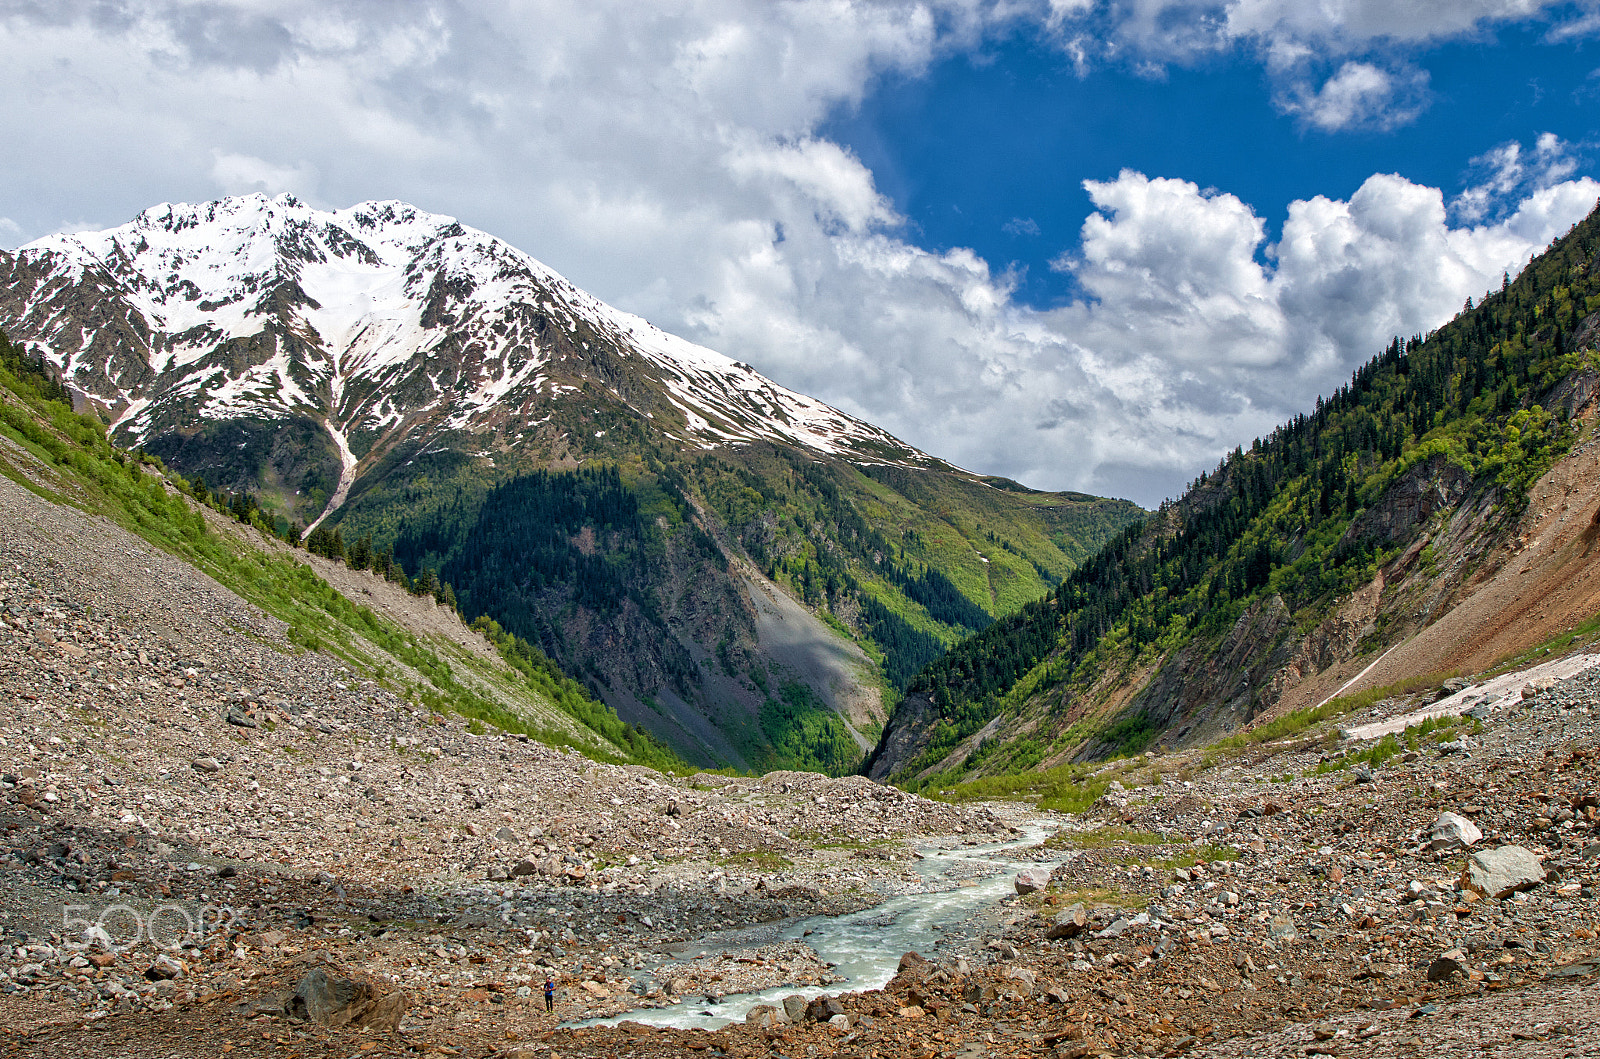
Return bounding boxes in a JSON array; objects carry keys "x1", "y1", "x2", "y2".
[{"x1": 576, "y1": 824, "x2": 1065, "y2": 1031}]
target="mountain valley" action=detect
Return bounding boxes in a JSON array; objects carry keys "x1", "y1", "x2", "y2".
[{"x1": 3, "y1": 197, "x2": 1600, "y2": 1059}]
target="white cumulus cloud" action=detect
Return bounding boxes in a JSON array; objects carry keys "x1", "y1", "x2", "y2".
[
  {"x1": 0, "y1": 2, "x2": 1596, "y2": 506},
  {"x1": 1280, "y1": 61, "x2": 1430, "y2": 131},
  {"x1": 1454, "y1": 132, "x2": 1583, "y2": 222},
  {"x1": 1221, "y1": 0, "x2": 1578, "y2": 53},
  {"x1": 723, "y1": 136, "x2": 895, "y2": 234},
  {"x1": 675, "y1": 163, "x2": 1599, "y2": 504},
  {"x1": 1034, "y1": 0, "x2": 1596, "y2": 70},
  {"x1": 1043, "y1": 167, "x2": 1600, "y2": 496},
  {"x1": 1040, "y1": 1, "x2": 1598, "y2": 132}
]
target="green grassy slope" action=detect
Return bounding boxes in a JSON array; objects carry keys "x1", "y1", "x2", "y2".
[
  {"x1": 691, "y1": 448, "x2": 1142, "y2": 680},
  {"x1": 0, "y1": 332, "x2": 689, "y2": 774}
]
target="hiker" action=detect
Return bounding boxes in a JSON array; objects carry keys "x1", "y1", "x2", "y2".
[{"x1": 544, "y1": 974, "x2": 555, "y2": 1013}]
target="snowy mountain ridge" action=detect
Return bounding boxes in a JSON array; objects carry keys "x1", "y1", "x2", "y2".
[{"x1": 1, "y1": 193, "x2": 935, "y2": 525}]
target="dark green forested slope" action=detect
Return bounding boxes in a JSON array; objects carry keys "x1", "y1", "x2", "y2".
[
  {"x1": 875, "y1": 201, "x2": 1600, "y2": 783},
  {"x1": 381, "y1": 440, "x2": 1140, "y2": 774},
  {"x1": 687, "y1": 449, "x2": 1139, "y2": 688}
]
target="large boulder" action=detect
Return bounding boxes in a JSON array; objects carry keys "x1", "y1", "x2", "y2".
[
  {"x1": 805, "y1": 995, "x2": 845, "y2": 1022},
  {"x1": 1426, "y1": 949, "x2": 1469, "y2": 982},
  {"x1": 745, "y1": 1004, "x2": 788, "y2": 1028},
  {"x1": 1461, "y1": 845, "x2": 1544, "y2": 899},
  {"x1": 1046, "y1": 903, "x2": 1087, "y2": 940},
  {"x1": 1003, "y1": 966, "x2": 1037, "y2": 996},
  {"x1": 1427, "y1": 811, "x2": 1482, "y2": 851},
  {"x1": 283, "y1": 967, "x2": 407, "y2": 1032},
  {"x1": 1014, "y1": 866, "x2": 1052, "y2": 894},
  {"x1": 143, "y1": 954, "x2": 185, "y2": 981},
  {"x1": 896, "y1": 950, "x2": 930, "y2": 975}
]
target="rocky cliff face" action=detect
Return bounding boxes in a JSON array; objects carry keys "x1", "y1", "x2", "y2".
[
  {"x1": 864, "y1": 693, "x2": 942, "y2": 782},
  {"x1": 1339, "y1": 454, "x2": 1473, "y2": 552}
]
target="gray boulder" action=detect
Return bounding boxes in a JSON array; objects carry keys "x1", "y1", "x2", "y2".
[
  {"x1": 1461, "y1": 845, "x2": 1544, "y2": 899},
  {"x1": 1427, "y1": 811, "x2": 1482, "y2": 850},
  {"x1": 1046, "y1": 903, "x2": 1087, "y2": 940},
  {"x1": 1003, "y1": 966, "x2": 1037, "y2": 996},
  {"x1": 745, "y1": 1004, "x2": 787, "y2": 1028},
  {"x1": 284, "y1": 967, "x2": 408, "y2": 1032},
  {"x1": 143, "y1": 954, "x2": 184, "y2": 981},
  {"x1": 1096, "y1": 917, "x2": 1131, "y2": 939}
]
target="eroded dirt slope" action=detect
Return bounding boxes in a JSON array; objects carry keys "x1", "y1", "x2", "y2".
[{"x1": 1300, "y1": 428, "x2": 1600, "y2": 708}]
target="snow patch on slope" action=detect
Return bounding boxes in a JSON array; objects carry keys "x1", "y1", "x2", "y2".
[{"x1": 305, "y1": 421, "x2": 358, "y2": 536}]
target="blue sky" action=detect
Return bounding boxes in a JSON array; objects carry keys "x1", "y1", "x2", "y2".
[
  {"x1": 1, "y1": 2, "x2": 1599, "y2": 505},
  {"x1": 827, "y1": 18, "x2": 1600, "y2": 310}
]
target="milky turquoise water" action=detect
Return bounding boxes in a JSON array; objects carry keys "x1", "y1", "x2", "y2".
[{"x1": 576, "y1": 825, "x2": 1061, "y2": 1030}]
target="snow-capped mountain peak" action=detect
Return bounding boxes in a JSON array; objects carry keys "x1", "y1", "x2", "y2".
[{"x1": 0, "y1": 194, "x2": 936, "y2": 524}]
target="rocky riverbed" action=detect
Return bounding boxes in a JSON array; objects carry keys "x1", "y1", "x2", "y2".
[{"x1": 526, "y1": 669, "x2": 1600, "y2": 1059}]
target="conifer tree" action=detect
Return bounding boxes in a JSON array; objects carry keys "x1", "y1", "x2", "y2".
[
  {"x1": 348, "y1": 534, "x2": 372, "y2": 571},
  {"x1": 305, "y1": 525, "x2": 336, "y2": 558}
]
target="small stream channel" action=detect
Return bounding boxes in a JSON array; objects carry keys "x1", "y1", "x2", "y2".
[{"x1": 574, "y1": 824, "x2": 1066, "y2": 1031}]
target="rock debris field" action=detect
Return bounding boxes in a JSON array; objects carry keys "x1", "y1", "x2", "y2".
[{"x1": 3, "y1": 462, "x2": 1600, "y2": 1059}]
